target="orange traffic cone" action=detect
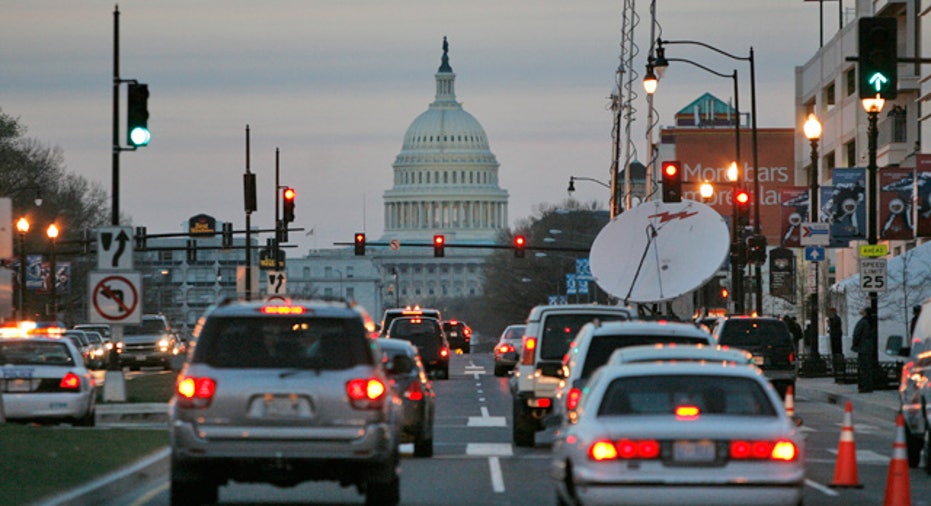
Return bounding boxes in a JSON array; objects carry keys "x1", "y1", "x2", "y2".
[
  {"x1": 830, "y1": 401, "x2": 863, "y2": 488},
  {"x1": 883, "y1": 413, "x2": 913, "y2": 506},
  {"x1": 784, "y1": 385, "x2": 795, "y2": 418}
]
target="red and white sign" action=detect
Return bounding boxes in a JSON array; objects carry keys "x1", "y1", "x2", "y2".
[{"x1": 87, "y1": 271, "x2": 142, "y2": 324}]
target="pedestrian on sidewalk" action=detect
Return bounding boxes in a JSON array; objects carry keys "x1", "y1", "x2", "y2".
[
  {"x1": 828, "y1": 307, "x2": 844, "y2": 380},
  {"x1": 851, "y1": 306, "x2": 877, "y2": 393},
  {"x1": 911, "y1": 305, "x2": 921, "y2": 337}
]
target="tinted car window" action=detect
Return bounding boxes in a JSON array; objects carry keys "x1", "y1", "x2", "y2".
[
  {"x1": 124, "y1": 318, "x2": 168, "y2": 334},
  {"x1": 389, "y1": 319, "x2": 443, "y2": 357},
  {"x1": 193, "y1": 316, "x2": 372, "y2": 369},
  {"x1": 0, "y1": 341, "x2": 75, "y2": 366},
  {"x1": 580, "y1": 334, "x2": 711, "y2": 378},
  {"x1": 541, "y1": 314, "x2": 628, "y2": 360},
  {"x1": 718, "y1": 320, "x2": 792, "y2": 348},
  {"x1": 599, "y1": 375, "x2": 776, "y2": 417}
]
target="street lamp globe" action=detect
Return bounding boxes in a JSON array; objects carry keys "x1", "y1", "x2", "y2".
[
  {"x1": 46, "y1": 224, "x2": 59, "y2": 240},
  {"x1": 699, "y1": 181, "x2": 714, "y2": 199},
  {"x1": 861, "y1": 95, "x2": 886, "y2": 113},
  {"x1": 803, "y1": 114, "x2": 822, "y2": 141},
  {"x1": 726, "y1": 162, "x2": 739, "y2": 182},
  {"x1": 16, "y1": 217, "x2": 30, "y2": 235}
]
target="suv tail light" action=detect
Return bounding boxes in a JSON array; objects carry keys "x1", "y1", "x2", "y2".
[
  {"x1": 565, "y1": 387, "x2": 582, "y2": 411},
  {"x1": 730, "y1": 439, "x2": 798, "y2": 461},
  {"x1": 176, "y1": 376, "x2": 217, "y2": 409},
  {"x1": 521, "y1": 337, "x2": 537, "y2": 365},
  {"x1": 346, "y1": 378, "x2": 387, "y2": 409},
  {"x1": 440, "y1": 347, "x2": 449, "y2": 358},
  {"x1": 60, "y1": 372, "x2": 81, "y2": 391}
]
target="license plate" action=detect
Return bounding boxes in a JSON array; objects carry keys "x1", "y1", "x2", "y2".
[
  {"x1": 248, "y1": 395, "x2": 313, "y2": 418},
  {"x1": 135, "y1": 354, "x2": 147, "y2": 361},
  {"x1": 752, "y1": 355, "x2": 764, "y2": 365},
  {"x1": 8, "y1": 378, "x2": 33, "y2": 393},
  {"x1": 673, "y1": 440, "x2": 716, "y2": 462}
]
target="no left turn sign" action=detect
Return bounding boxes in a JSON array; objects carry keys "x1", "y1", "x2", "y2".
[{"x1": 88, "y1": 271, "x2": 142, "y2": 324}]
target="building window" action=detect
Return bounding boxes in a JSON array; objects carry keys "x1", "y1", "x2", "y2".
[
  {"x1": 345, "y1": 287, "x2": 354, "y2": 300},
  {"x1": 823, "y1": 82, "x2": 836, "y2": 110},
  {"x1": 346, "y1": 266, "x2": 354, "y2": 278},
  {"x1": 324, "y1": 287, "x2": 333, "y2": 297},
  {"x1": 325, "y1": 266, "x2": 333, "y2": 278},
  {"x1": 844, "y1": 140, "x2": 857, "y2": 167},
  {"x1": 303, "y1": 266, "x2": 310, "y2": 278},
  {"x1": 825, "y1": 151, "x2": 836, "y2": 173},
  {"x1": 889, "y1": 105, "x2": 907, "y2": 143},
  {"x1": 845, "y1": 68, "x2": 856, "y2": 96}
]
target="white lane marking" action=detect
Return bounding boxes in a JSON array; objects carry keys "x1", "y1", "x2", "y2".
[
  {"x1": 479, "y1": 397, "x2": 486, "y2": 402},
  {"x1": 825, "y1": 449, "x2": 889, "y2": 463},
  {"x1": 481, "y1": 406, "x2": 490, "y2": 418},
  {"x1": 489, "y1": 457, "x2": 505, "y2": 493},
  {"x1": 400, "y1": 443, "x2": 414, "y2": 454},
  {"x1": 467, "y1": 443, "x2": 513, "y2": 456},
  {"x1": 805, "y1": 479, "x2": 839, "y2": 496},
  {"x1": 468, "y1": 416, "x2": 506, "y2": 427}
]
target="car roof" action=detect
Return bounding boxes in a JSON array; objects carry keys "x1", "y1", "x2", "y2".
[
  {"x1": 607, "y1": 343, "x2": 754, "y2": 365},
  {"x1": 582, "y1": 320, "x2": 711, "y2": 338},
  {"x1": 374, "y1": 338, "x2": 417, "y2": 352},
  {"x1": 594, "y1": 360, "x2": 767, "y2": 382},
  {"x1": 205, "y1": 299, "x2": 363, "y2": 319},
  {"x1": 527, "y1": 303, "x2": 632, "y2": 320}
]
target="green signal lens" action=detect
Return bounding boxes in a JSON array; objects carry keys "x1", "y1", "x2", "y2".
[{"x1": 130, "y1": 127, "x2": 151, "y2": 146}]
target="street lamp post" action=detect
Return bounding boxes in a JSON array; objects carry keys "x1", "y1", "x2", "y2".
[
  {"x1": 46, "y1": 224, "x2": 59, "y2": 319},
  {"x1": 16, "y1": 217, "x2": 30, "y2": 320},
  {"x1": 645, "y1": 56, "x2": 746, "y2": 314},
  {"x1": 863, "y1": 95, "x2": 885, "y2": 361},
  {"x1": 803, "y1": 114, "x2": 823, "y2": 370}
]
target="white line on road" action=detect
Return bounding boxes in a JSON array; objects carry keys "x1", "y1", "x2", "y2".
[
  {"x1": 805, "y1": 479, "x2": 839, "y2": 496},
  {"x1": 481, "y1": 406, "x2": 489, "y2": 418},
  {"x1": 489, "y1": 457, "x2": 505, "y2": 493}
]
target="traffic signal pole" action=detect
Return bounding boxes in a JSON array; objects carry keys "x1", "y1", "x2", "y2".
[{"x1": 111, "y1": 6, "x2": 120, "y2": 225}]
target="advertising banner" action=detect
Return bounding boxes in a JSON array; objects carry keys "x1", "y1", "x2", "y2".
[
  {"x1": 917, "y1": 154, "x2": 931, "y2": 237},
  {"x1": 769, "y1": 247, "x2": 796, "y2": 305},
  {"x1": 779, "y1": 187, "x2": 809, "y2": 248},
  {"x1": 825, "y1": 167, "x2": 867, "y2": 244},
  {"x1": 879, "y1": 168, "x2": 914, "y2": 241}
]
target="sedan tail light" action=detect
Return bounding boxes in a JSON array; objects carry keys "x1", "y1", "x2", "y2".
[
  {"x1": 588, "y1": 438, "x2": 660, "y2": 461},
  {"x1": 439, "y1": 347, "x2": 450, "y2": 358},
  {"x1": 59, "y1": 372, "x2": 81, "y2": 391},
  {"x1": 346, "y1": 378, "x2": 387, "y2": 409},
  {"x1": 176, "y1": 376, "x2": 217, "y2": 409},
  {"x1": 404, "y1": 380, "x2": 424, "y2": 401},
  {"x1": 730, "y1": 439, "x2": 798, "y2": 461}
]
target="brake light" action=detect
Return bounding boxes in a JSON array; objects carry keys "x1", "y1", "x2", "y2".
[
  {"x1": 588, "y1": 438, "x2": 660, "y2": 461},
  {"x1": 521, "y1": 337, "x2": 537, "y2": 365},
  {"x1": 675, "y1": 405, "x2": 700, "y2": 420},
  {"x1": 176, "y1": 376, "x2": 217, "y2": 409},
  {"x1": 260, "y1": 305, "x2": 306, "y2": 315},
  {"x1": 346, "y1": 378, "x2": 387, "y2": 409},
  {"x1": 405, "y1": 381, "x2": 424, "y2": 401},
  {"x1": 566, "y1": 387, "x2": 582, "y2": 411},
  {"x1": 788, "y1": 351, "x2": 796, "y2": 364},
  {"x1": 730, "y1": 440, "x2": 797, "y2": 461},
  {"x1": 440, "y1": 347, "x2": 449, "y2": 358},
  {"x1": 497, "y1": 344, "x2": 514, "y2": 355},
  {"x1": 60, "y1": 372, "x2": 81, "y2": 390}
]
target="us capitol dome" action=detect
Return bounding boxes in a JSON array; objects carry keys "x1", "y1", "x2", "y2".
[{"x1": 382, "y1": 37, "x2": 509, "y2": 244}]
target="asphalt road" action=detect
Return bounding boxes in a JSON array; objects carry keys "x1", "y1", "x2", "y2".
[{"x1": 47, "y1": 351, "x2": 931, "y2": 506}]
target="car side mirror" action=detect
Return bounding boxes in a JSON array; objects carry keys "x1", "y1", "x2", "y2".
[
  {"x1": 885, "y1": 335, "x2": 909, "y2": 357},
  {"x1": 388, "y1": 355, "x2": 414, "y2": 375}
]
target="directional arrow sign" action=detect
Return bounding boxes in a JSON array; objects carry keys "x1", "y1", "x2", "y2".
[
  {"x1": 869, "y1": 72, "x2": 889, "y2": 92},
  {"x1": 96, "y1": 226, "x2": 134, "y2": 270},
  {"x1": 800, "y1": 222, "x2": 831, "y2": 246}
]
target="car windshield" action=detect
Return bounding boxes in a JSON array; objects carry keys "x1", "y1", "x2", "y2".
[
  {"x1": 194, "y1": 316, "x2": 372, "y2": 370},
  {"x1": 540, "y1": 314, "x2": 628, "y2": 360},
  {"x1": 0, "y1": 341, "x2": 76, "y2": 366},
  {"x1": 719, "y1": 320, "x2": 791, "y2": 347},
  {"x1": 579, "y1": 334, "x2": 710, "y2": 378},
  {"x1": 503, "y1": 326, "x2": 525, "y2": 342},
  {"x1": 598, "y1": 374, "x2": 776, "y2": 417},
  {"x1": 124, "y1": 319, "x2": 167, "y2": 335}
]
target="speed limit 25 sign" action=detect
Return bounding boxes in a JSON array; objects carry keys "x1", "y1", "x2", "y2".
[{"x1": 859, "y1": 258, "x2": 887, "y2": 292}]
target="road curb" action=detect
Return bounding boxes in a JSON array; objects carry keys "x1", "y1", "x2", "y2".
[{"x1": 35, "y1": 447, "x2": 170, "y2": 506}]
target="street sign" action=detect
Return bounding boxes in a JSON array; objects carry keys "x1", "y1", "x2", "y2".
[
  {"x1": 859, "y1": 258, "x2": 887, "y2": 292},
  {"x1": 800, "y1": 222, "x2": 830, "y2": 246},
  {"x1": 389, "y1": 239, "x2": 401, "y2": 250},
  {"x1": 804, "y1": 246, "x2": 826, "y2": 263},
  {"x1": 266, "y1": 270, "x2": 287, "y2": 295},
  {"x1": 575, "y1": 258, "x2": 593, "y2": 281},
  {"x1": 87, "y1": 271, "x2": 142, "y2": 324},
  {"x1": 859, "y1": 244, "x2": 888, "y2": 257},
  {"x1": 565, "y1": 274, "x2": 577, "y2": 295},
  {"x1": 96, "y1": 226, "x2": 134, "y2": 270},
  {"x1": 259, "y1": 248, "x2": 285, "y2": 270}
]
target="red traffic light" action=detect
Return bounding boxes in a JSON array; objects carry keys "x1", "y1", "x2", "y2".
[
  {"x1": 663, "y1": 163, "x2": 678, "y2": 177},
  {"x1": 661, "y1": 160, "x2": 682, "y2": 203},
  {"x1": 283, "y1": 187, "x2": 296, "y2": 201},
  {"x1": 433, "y1": 234, "x2": 445, "y2": 257},
  {"x1": 354, "y1": 233, "x2": 366, "y2": 256},
  {"x1": 735, "y1": 190, "x2": 750, "y2": 205},
  {"x1": 514, "y1": 235, "x2": 526, "y2": 258}
]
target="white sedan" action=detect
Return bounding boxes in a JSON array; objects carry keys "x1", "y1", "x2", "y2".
[
  {"x1": 552, "y1": 361, "x2": 804, "y2": 506},
  {"x1": 1, "y1": 337, "x2": 97, "y2": 426}
]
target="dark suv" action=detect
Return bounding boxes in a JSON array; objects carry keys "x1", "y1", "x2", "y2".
[
  {"x1": 119, "y1": 314, "x2": 178, "y2": 371},
  {"x1": 386, "y1": 316, "x2": 450, "y2": 379},
  {"x1": 712, "y1": 315, "x2": 798, "y2": 397},
  {"x1": 169, "y1": 299, "x2": 402, "y2": 506},
  {"x1": 442, "y1": 320, "x2": 472, "y2": 353}
]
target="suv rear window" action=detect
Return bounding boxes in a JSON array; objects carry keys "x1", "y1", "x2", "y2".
[
  {"x1": 389, "y1": 319, "x2": 443, "y2": 357},
  {"x1": 540, "y1": 313, "x2": 628, "y2": 360},
  {"x1": 718, "y1": 320, "x2": 792, "y2": 348},
  {"x1": 579, "y1": 334, "x2": 711, "y2": 378},
  {"x1": 193, "y1": 316, "x2": 372, "y2": 370}
]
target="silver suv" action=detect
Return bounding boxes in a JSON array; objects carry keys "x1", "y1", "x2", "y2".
[
  {"x1": 169, "y1": 299, "x2": 402, "y2": 506},
  {"x1": 120, "y1": 314, "x2": 177, "y2": 371}
]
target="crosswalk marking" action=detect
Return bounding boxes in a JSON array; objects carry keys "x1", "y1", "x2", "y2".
[{"x1": 466, "y1": 443, "x2": 513, "y2": 456}]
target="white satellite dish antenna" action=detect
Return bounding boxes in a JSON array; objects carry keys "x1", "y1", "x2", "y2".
[{"x1": 590, "y1": 199, "x2": 730, "y2": 303}]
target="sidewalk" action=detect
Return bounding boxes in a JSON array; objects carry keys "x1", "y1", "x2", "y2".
[{"x1": 795, "y1": 375, "x2": 901, "y2": 419}]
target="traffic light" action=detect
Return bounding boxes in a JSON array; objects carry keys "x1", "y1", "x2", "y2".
[
  {"x1": 134, "y1": 226, "x2": 147, "y2": 250},
  {"x1": 514, "y1": 235, "x2": 526, "y2": 258},
  {"x1": 222, "y1": 223, "x2": 233, "y2": 249},
  {"x1": 276, "y1": 220, "x2": 288, "y2": 243},
  {"x1": 127, "y1": 83, "x2": 151, "y2": 146},
  {"x1": 734, "y1": 189, "x2": 751, "y2": 228},
  {"x1": 858, "y1": 17, "x2": 897, "y2": 99},
  {"x1": 186, "y1": 239, "x2": 197, "y2": 262},
  {"x1": 354, "y1": 233, "x2": 366, "y2": 256},
  {"x1": 661, "y1": 160, "x2": 682, "y2": 203},
  {"x1": 282, "y1": 187, "x2": 296, "y2": 223},
  {"x1": 747, "y1": 234, "x2": 768, "y2": 264},
  {"x1": 433, "y1": 234, "x2": 445, "y2": 257}
]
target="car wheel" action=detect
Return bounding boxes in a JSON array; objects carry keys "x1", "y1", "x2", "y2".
[
  {"x1": 513, "y1": 399, "x2": 535, "y2": 447},
  {"x1": 413, "y1": 435, "x2": 434, "y2": 457},
  {"x1": 494, "y1": 365, "x2": 505, "y2": 377},
  {"x1": 905, "y1": 423, "x2": 923, "y2": 467},
  {"x1": 73, "y1": 409, "x2": 96, "y2": 427},
  {"x1": 365, "y1": 452, "x2": 400, "y2": 506},
  {"x1": 170, "y1": 478, "x2": 218, "y2": 506}
]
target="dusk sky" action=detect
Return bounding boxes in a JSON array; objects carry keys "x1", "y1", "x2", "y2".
[{"x1": 2, "y1": 1, "x2": 840, "y2": 254}]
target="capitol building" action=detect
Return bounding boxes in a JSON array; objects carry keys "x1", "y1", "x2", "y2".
[{"x1": 285, "y1": 38, "x2": 510, "y2": 317}]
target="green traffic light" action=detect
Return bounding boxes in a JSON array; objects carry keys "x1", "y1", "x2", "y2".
[
  {"x1": 868, "y1": 72, "x2": 889, "y2": 92},
  {"x1": 129, "y1": 126, "x2": 151, "y2": 146}
]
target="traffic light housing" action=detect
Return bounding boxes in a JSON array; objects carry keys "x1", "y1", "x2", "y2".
[
  {"x1": 222, "y1": 223, "x2": 233, "y2": 249},
  {"x1": 433, "y1": 235, "x2": 445, "y2": 257},
  {"x1": 186, "y1": 239, "x2": 197, "y2": 263},
  {"x1": 514, "y1": 235, "x2": 526, "y2": 258},
  {"x1": 734, "y1": 189, "x2": 751, "y2": 228},
  {"x1": 858, "y1": 16, "x2": 897, "y2": 99},
  {"x1": 747, "y1": 234, "x2": 768, "y2": 264},
  {"x1": 282, "y1": 187, "x2": 296, "y2": 223},
  {"x1": 661, "y1": 160, "x2": 682, "y2": 203},
  {"x1": 354, "y1": 233, "x2": 366, "y2": 256},
  {"x1": 127, "y1": 83, "x2": 151, "y2": 146}
]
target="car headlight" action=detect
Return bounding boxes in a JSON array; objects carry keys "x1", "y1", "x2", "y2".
[{"x1": 158, "y1": 338, "x2": 170, "y2": 350}]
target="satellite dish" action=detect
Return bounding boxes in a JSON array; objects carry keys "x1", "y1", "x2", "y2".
[{"x1": 590, "y1": 199, "x2": 730, "y2": 303}]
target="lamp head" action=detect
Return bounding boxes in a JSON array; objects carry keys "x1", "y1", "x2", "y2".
[
  {"x1": 803, "y1": 113, "x2": 822, "y2": 141},
  {"x1": 567, "y1": 177, "x2": 576, "y2": 195},
  {"x1": 861, "y1": 95, "x2": 886, "y2": 113},
  {"x1": 643, "y1": 64, "x2": 658, "y2": 95}
]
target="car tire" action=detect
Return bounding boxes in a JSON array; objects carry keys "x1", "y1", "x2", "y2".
[
  {"x1": 73, "y1": 409, "x2": 96, "y2": 427},
  {"x1": 513, "y1": 399, "x2": 535, "y2": 447},
  {"x1": 365, "y1": 452, "x2": 400, "y2": 506},
  {"x1": 437, "y1": 367, "x2": 449, "y2": 380},
  {"x1": 413, "y1": 435, "x2": 434, "y2": 457},
  {"x1": 905, "y1": 423, "x2": 923, "y2": 467},
  {"x1": 494, "y1": 365, "x2": 506, "y2": 377},
  {"x1": 170, "y1": 478, "x2": 218, "y2": 506}
]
